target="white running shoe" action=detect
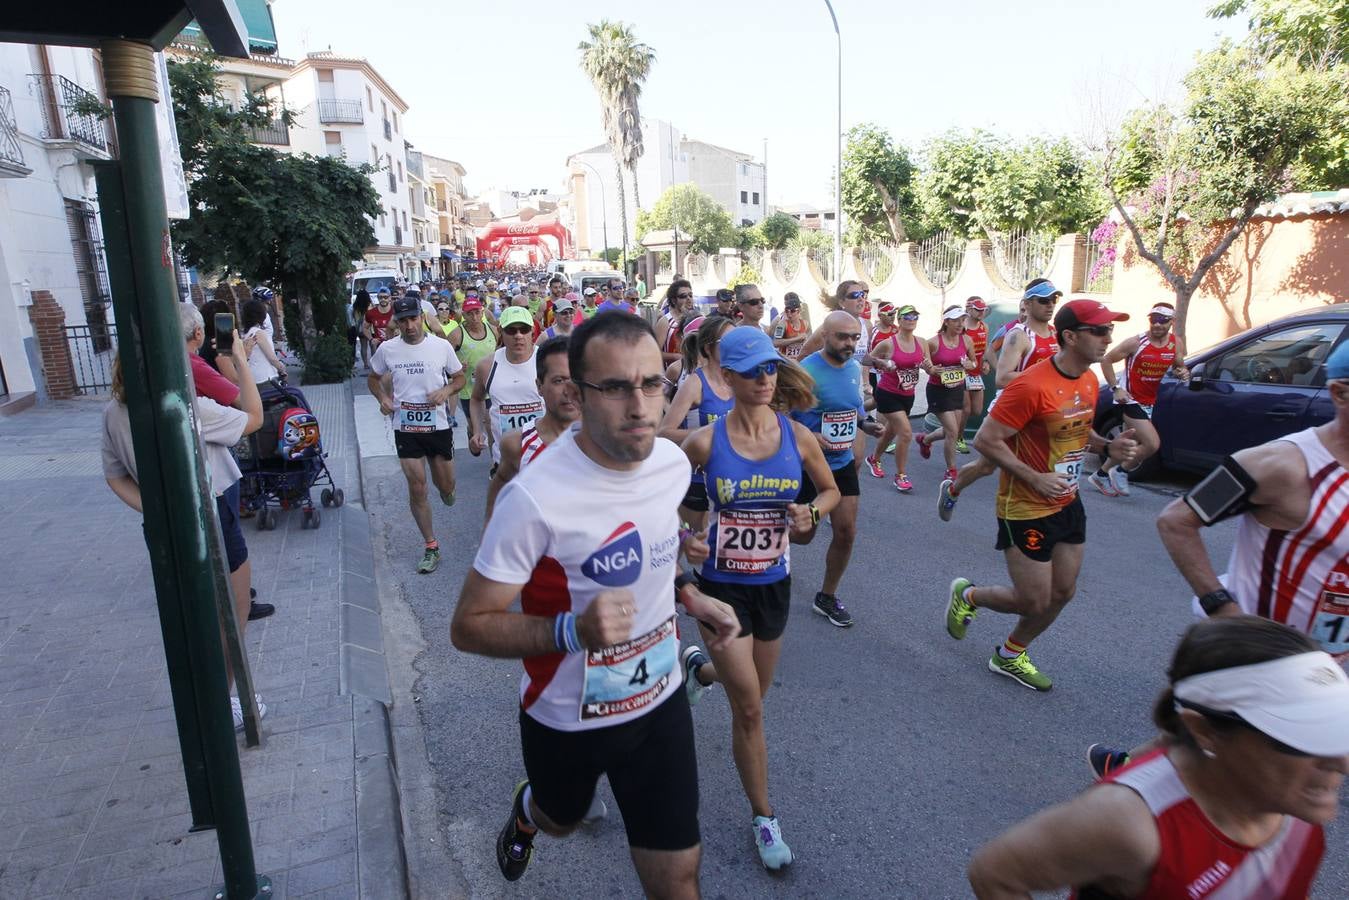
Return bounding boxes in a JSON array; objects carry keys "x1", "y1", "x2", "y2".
[
  {"x1": 1086, "y1": 472, "x2": 1118, "y2": 497},
  {"x1": 752, "y1": 815, "x2": 794, "y2": 870},
  {"x1": 1109, "y1": 467, "x2": 1131, "y2": 496},
  {"x1": 231, "y1": 694, "x2": 267, "y2": 732}
]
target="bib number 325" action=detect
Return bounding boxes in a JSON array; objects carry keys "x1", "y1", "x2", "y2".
[{"x1": 821, "y1": 410, "x2": 857, "y2": 452}]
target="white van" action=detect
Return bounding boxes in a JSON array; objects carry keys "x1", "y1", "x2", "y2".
[{"x1": 349, "y1": 268, "x2": 401, "y2": 302}]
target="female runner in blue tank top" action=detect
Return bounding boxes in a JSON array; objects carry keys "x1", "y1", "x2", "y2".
[
  {"x1": 677, "y1": 326, "x2": 840, "y2": 872},
  {"x1": 658, "y1": 316, "x2": 736, "y2": 532}
]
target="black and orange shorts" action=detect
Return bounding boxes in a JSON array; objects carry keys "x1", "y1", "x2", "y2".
[{"x1": 994, "y1": 495, "x2": 1086, "y2": 563}]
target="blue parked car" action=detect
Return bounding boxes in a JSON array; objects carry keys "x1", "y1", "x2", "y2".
[{"x1": 1093, "y1": 303, "x2": 1345, "y2": 478}]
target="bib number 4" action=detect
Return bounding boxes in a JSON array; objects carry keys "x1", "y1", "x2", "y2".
[{"x1": 581, "y1": 616, "x2": 677, "y2": 721}]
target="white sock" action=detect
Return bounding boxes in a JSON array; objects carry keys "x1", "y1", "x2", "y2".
[{"x1": 520, "y1": 785, "x2": 538, "y2": 828}]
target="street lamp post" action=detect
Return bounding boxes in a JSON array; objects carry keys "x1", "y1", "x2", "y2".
[
  {"x1": 824, "y1": 0, "x2": 842, "y2": 283},
  {"x1": 573, "y1": 159, "x2": 609, "y2": 262}
]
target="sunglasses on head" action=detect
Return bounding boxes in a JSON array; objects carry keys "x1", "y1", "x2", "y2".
[
  {"x1": 1074, "y1": 324, "x2": 1114, "y2": 337},
  {"x1": 734, "y1": 360, "x2": 779, "y2": 379}
]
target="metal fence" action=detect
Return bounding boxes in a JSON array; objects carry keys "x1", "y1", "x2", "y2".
[
  {"x1": 777, "y1": 249, "x2": 801, "y2": 283},
  {"x1": 66, "y1": 322, "x2": 118, "y2": 394},
  {"x1": 859, "y1": 245, "x2": 895, "y2": 284},
  {"x1": 990, "y1": 229, "x2": 1055, "y2": 290},
  {"x1": 742, "y1": 248, "x2": 765, "y2": 279},
  {"x1": 1084, "y1": 241, "x2": 1115, "y2": 293},
  {"x1": 28, "y1": 73, "x2": 107, "y2": 153},
  {"x1": 247, "y1": 118, "x2": 289, "y2": 145},
  {"x1": 810, "y1": 249, "x2": 836, "y2": 286},
  {"x1": 913, "y1": 231, "x2": 965, "y2": 288},
  {"x1": 316, "y1": 99, "x2": 363, "y2": 124},
  {"x1": 0, "y1": 86, "x2": 27, "y2": 171}
]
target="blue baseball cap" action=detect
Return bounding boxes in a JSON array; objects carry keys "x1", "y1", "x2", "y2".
[
  {"x1": 1023, "y1": 280, "x2": 1063, "y2": 301},
  {"x1": 719, "y1": 326, "x2": 780, "y2": 374},
  {"x1": 1327, "y1": 341, "x2": 1349, "y2": 380}
]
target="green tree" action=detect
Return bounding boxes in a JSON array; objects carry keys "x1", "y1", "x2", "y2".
[
  {"x1": 1209, "y1": 0, "x2": 1349, "y2": 189},
  {"x1": 578, "y1": 21, "x2": 656, "y2": 270},
  {"x1": 754, "y1": 211, "x2": 801, "y2": 249},
  {"x1": 917, "y1": 129, "x2": 1000, "y2": 237},
  {"x1": 842, "y1": 123, "x2": 917, "y2": 244},
  {"x1": 1103, "y1": 44, "x2": 1338, "y2": 342},
  {"x1": 635, "y1": 184, "x2": 737, "y2": 256},
  {"x1": 1209, "y1": 0, "x2": 1348, "y2": 66},
  {"x1": 919, "y1": 130, "x2": 1105, "y2": 238},
  {"x1": 168, "y1": 53, "x2": 380, "y2": 353}
]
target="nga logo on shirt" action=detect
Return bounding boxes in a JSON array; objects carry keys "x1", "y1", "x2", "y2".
[{"x1": 582, "y1": 522, "x2": 644, "y2": 586}]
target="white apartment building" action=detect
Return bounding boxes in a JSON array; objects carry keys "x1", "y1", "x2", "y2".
[
  {"x1": 422, "y1": 154, "x2": 473, "y2": 271},
  {"x1": 281, "y1": 52, "x2": 413, "y2": 275},
  {"x1": 0, "y1": 42, "x2": 118, "y2": 409},
  {"x1": 565, "y1": 120, "x2": 767, "y2": 255}
]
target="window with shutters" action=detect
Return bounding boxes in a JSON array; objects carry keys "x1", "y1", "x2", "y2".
[{"x1": 64, "y1": 200, "x2": 112, "y2": 349}]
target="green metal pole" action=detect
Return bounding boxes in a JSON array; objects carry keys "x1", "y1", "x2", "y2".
[{"x1": 97, "y1": 39, "x2": 263, "y2": 899}]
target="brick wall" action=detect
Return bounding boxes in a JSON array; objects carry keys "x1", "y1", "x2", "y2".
[{"x1": 27, "y1": 291, "x2": 77, "y2": 400}]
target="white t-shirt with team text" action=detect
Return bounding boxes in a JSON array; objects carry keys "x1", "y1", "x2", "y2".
[
  {"x1": 473, "y1": 425, "x2": 691, "y2": 732},
  {"x1": 370, "y1": 334, "x2": 463, "y2": 432}
]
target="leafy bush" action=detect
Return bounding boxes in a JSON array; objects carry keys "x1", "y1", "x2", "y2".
[
  {"x1": 729, "y1": 264, "x2": 762, "y2": 288},
  {"x1": 301, "y1": 333, "x2": 352, "y2": 384}
]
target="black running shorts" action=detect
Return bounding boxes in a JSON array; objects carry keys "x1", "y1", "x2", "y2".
[
  {"x1": 994, "y1": 495, "x2": 1087, "y2": 563},
  {"x1": 875, "y1": 387, "x2": 915, "y2": 416},
  {"x1": 925, "y1": 382, "x2": 966, "y2": 414},
  {"x1": 696, "y1": 575, "x2": 792, "y2": 642},
  {"x1": 519, "y1": 691, "x2": 700, "y2": 851},
  {"x1": 394, "y1": 428, "x2": 454, "y2": 460},
  {"x1": 795, "y1": 461, "x2": 860, "y2": 504}
]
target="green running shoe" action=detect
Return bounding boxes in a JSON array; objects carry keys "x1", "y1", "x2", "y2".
[
  {"x1": 496, "y1": 780, "x2": 536, "y2": 881},
  {"x1": 946, "y1": 578, "x2": 976, "y2": 640},
  {"x1": 417, "y1": 546, "x2": 441, "y2": 574},
  {"x1": 440, "y1": 490, "x2": 456, "y2": 507},
  {"x1": 988, "y1": 648, "x2": 1053, "y2": 691},
  {"x1": 955, "y1": 438, "x2": 970, "y2": 454}
]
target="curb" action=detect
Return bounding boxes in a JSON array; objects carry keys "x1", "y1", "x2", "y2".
[{"x1": 337, "y1": 380, "x2": 411, "y2": 900}]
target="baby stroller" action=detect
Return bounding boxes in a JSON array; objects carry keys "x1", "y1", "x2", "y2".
[{"x1": 235, "y1": 380, "x2": 343, "y2": 530}]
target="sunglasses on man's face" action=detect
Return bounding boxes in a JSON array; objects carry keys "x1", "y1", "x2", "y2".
[
  {"x1": 900, "y1": 313, "x2": 919, "y2": 321},
  {"x1": 504, "y1": 325, "x2": 532, "y2": 336},
  {"x1": 739, "y1": 298, "x2": 765, "y2": 307},
  {"x1": 1149, "y1": 315, "x2": 1174, "y2": 325},
  {"x1": 609, "y1": 284, "x2": 625, "y2": 291},
  {"x1": 1074, "y1": 324, "x2": 1114, "y2": 338},
  {"x1": 1031, "y1": 296, "x2": 1057, "y2": 306}
]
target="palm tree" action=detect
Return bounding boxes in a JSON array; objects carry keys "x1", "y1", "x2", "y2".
[{"x1": 578, "y1": 21, "x2": 655, "y2": 270}]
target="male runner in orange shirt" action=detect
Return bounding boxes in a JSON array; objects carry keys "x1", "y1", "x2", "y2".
[{"x1": 942, "y1": 300, "x2": 1139, "y2": 691}]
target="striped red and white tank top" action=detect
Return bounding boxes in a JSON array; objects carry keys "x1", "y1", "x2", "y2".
[
  {"x1": 1011, "y1": 322, "x2": 1058, "y2": 372},
  {"x1": 518, "y1": 423, "x2": 549, "y2": 470},
  {"x1": 1219, "y1": 427, "x2": 1349, "y2": 660},
  {"x1": 1124, "y1": 333, "x2": 1177, "y2": 406},
  {"x1": 1076, "y1": 749, "x2": 1323, "y2": 899}
]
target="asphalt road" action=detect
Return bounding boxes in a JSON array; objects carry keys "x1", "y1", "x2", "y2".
[{"x1": 364, "y1": 436, "x2": 1348, "y2": 899}]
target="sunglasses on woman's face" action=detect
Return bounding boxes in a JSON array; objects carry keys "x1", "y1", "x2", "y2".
[{"x1": 846, "y1": 290, "x2": 868, "y2": 300}]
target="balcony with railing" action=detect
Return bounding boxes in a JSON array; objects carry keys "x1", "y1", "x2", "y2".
[
  {"x1": 28, "y1": 74, "x2": 108, "y2": 156},
  {"x1": 316, "y1": 98, "x2": 363, "y2": 124},
  {"x1": 0, "y1": 86, "x2": 30, "y2": 177},
  {"x1": 247, "y1": 117, "x2": 290, "y2": 145}
]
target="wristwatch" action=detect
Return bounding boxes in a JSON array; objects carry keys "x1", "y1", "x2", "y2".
[
  {"x1": 808, "y1": 503, "x2": 821, "y2": 526},
  {"x1": 1198, "y1": 588, "x2": 1237, "y2": 616}
]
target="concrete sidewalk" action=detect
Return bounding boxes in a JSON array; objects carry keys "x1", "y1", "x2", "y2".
[{"x1": 0, "y1": 382, "x2": 406, "y2": 899}]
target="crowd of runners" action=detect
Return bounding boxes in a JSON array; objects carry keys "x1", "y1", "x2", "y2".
[{"x1": 359, "y1": 269, "x2": 1349, "y2": 899}]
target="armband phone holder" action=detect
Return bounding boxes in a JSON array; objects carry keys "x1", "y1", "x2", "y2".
[{"x1": 1184, "y1": 457, "x2": 1257, "y2": 526}]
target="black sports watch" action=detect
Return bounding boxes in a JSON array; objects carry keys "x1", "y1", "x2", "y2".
[
  {"x1": 1198, "y1": 588, "x2": 1238, "y2": 616},
  {"x1": 808, "y1": 503, "x2": 821, "y2": 526}
]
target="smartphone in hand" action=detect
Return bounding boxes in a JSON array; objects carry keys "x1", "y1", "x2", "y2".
[{"x1": 214, "y1": 312, "x2": 235, "y2": 351}]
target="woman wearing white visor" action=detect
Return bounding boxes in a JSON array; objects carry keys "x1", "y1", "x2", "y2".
[{"x1": 969, "y1": 617, "x2": 1348, "y2": 899}]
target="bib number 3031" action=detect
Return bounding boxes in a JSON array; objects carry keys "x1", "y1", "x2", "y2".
[
  {"x1": 821, "y1": 409, "x2": 857, "y2": 452},
  {"x1": 581, "y1": 616, "x2": 677, "y2": 721},
  {"x1": 398, "y1": 401, "x2": 436, "y2": 433}
]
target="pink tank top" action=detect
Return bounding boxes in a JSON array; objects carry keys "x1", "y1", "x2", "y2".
[
  {"x1": 878, "y1": 334, "x2": 924, "y2": 396},
  {"x1": 931, "y1": 332, "x2": 965, "y2": 368}
]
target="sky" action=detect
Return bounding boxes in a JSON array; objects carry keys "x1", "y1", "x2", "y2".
[{"x1": 271, "y1": 0, "x2": 1246, "y2": 208}]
